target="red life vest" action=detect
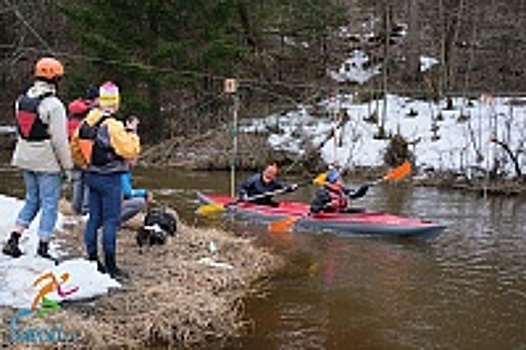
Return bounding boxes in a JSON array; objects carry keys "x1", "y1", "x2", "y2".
[
  {"x1": 325, "y1": 183, "x2": 348, "y2": 211},
  {"x1": 16, "y1": 92, "x2": 53, "y2": 141}
]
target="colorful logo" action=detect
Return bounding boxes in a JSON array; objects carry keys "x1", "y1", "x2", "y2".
[
  {"x1": 31, "y1": 271, "x2": 79, "y2": 316},
  {"x1": 9, "y1": 271, "x2": 79, "y2": 344}
]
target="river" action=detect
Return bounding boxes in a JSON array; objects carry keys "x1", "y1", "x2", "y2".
[{"x1": 1, "y1": 153, "x2": 525, "y2": 349}]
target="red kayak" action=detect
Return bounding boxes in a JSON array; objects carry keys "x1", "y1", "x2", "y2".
[{"x1": 197, "y1": 192, "x2": 447, "y2": 238}]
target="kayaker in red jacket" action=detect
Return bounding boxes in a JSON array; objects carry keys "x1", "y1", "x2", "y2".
[{"x1": 310, "y1": 168, "x2": 368, "y2": 214}]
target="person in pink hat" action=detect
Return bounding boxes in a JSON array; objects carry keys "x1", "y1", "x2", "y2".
[{"x1": 72, "y1": 81, "x2": 140, "y2": 279}]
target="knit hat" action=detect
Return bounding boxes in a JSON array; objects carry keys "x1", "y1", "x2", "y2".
[
  {"x1": 326, "y1": 168, "x2": 340, "y2": 183},
  {"x1": 98, "y1": 81, "x2": 120, "y2": 108}
]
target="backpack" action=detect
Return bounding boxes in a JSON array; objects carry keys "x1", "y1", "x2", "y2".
[
  {"x1": 136, "y1": 207, "x2": 178, "y2": 247},
  {"x1": 69, "y1": 109, "x2": 109, "y2": 168}
]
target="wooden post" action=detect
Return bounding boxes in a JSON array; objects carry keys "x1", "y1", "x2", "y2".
[
  {"x1": 225, "y1": 79, "x2": 239, "y2": 198},
  {"x1": 381, "y1": 2, "x2": 391, "y2": 138}
]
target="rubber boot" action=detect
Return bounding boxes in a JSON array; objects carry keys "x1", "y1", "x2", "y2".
[
  {"x1": 2, "y1": 232, "x2": 22, "y2": 258},
  {"x1": 104, "y1": 254, "x2": 129, "y2": 281},
  {"x1": 88, "y1": 254, "x2": 106, "y2": 274},
  {"x1": 37, "y1": 241, "x2": 58, "y2": 265}
]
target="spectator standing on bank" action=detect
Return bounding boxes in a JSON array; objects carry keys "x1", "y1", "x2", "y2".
[
  {"x1": 2, "y1": 57, "x2": 73, "y2": 263},
  {"x1": 72, "y1": 82, "x2": 140, "y2": 279}
]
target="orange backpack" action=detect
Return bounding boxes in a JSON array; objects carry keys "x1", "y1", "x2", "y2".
[{"x1": 70, "y1": 109, "x2": 108, "y2": 168}]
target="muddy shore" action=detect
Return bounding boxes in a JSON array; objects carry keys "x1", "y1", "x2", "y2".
[{"x1": 1, "y1": 204, "x2": 284, "y2": 349}]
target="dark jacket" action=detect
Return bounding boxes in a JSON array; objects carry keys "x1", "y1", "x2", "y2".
[{"x1": 238, "y1": 173, "x2": 291, "y2": 206}]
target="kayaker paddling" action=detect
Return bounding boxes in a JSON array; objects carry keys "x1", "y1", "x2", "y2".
[
  {"x1": 310, "y1": 168, "x2": 369, "y2": 214},
  {"x1": 266, "y1": 161, "x2": 413, "y2": 233},
  {"x1": 238, "y1": 163, "x2": 298, "y2": 207}
]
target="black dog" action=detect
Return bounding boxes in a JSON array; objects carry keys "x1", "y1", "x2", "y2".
[{"x1": 136, "y1": 207, "x2": 178, "y2": 247}]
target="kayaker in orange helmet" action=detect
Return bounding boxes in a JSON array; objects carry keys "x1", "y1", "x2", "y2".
[
  {"x1": 238, "y1": 163, "x2": 298, "y2": 207},
  {"x1": 310, "y1": 167, "x2": 369, "y2": 214}
]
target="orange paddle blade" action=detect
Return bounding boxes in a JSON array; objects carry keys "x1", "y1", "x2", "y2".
[
  {"x1": 383, "y1": 161, "x2": 411, "y2": 181},
  {"x1": 268, "y1": 216, "x2": 299, "y2": 234}
]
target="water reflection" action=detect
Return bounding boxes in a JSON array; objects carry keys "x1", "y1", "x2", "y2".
[{"x1": 230, "y1": 186, "x2": 526, "y2": 349}]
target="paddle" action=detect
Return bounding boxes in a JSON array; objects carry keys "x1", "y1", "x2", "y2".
[
  {"x1": 268, "y1": 161, "x2": 412, "y2": 234},
  {"x1": 346, "y1": 159, "x2": 412, "y2": 199},
  {"x1": 197, "y1": 173, "x2": 328, "y2": 215},
  {"x1": 197, "y1": 186, "x2": 295, "y2": 215}
]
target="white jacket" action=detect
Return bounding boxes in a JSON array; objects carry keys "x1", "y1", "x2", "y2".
[{"x1": 11, "y1": 81, "x2": 73, "y2": 172}]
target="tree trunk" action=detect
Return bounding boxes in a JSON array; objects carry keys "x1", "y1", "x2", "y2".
[
  {"x1": 443, "y1": 0, "x2": 465, "y2": 93},
  {"x1": 145, "y1": 3, "x2": 164, "y2": 139},
  {"x1": 490, "y1": 138, "x2": 523, "y2": 180},
  {"x1": 236, "y1": 0, "x2": 258, "y2": 51},
  {"x1": 405, "y1": 0, "x2": 420, "y2": 76}
]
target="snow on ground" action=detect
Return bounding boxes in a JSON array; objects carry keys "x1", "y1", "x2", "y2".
[
  {"x1": 329, "y1": 50, "x2": 381, "y2": 84},
  {"x1": 0, "y1": 194, "x2": 119, "y2": 309},
  {"x1": 420, "y1": 56, "x2": 439, "y2": 72},
  {"x1": 0, "y1": 125, "x2": 15, "y2": 134},
  {"x1": 267, "y1": 45, "x2": 521, "y2": 176},
  {"x1": 243, "y1": 94, "x2": 526, "y2": 176}
]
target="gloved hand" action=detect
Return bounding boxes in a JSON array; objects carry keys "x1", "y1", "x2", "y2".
[
  {"x1": 348, "y1": 184, "x2": 369, "y2": 199},
  {"x1": 239, "y1": 193, "x2": 248, "y2": 202},
  {"x1": 146, "y1": 191, "x2": 155, "y2": 204},
  {"x1": 286, "y1": 183, "x2": 298, "y2": 192}
]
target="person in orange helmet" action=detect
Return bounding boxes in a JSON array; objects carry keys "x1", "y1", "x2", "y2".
[{"x1": 3, "y1": 57, "x2": 73, "y2": 263}]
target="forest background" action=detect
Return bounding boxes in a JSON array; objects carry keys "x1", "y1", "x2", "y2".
[{"x1": 1, "y1": 0, "x2": 524, "y2": 145}]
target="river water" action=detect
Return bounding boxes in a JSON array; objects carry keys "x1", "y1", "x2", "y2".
[{"x1": 1, "y1": 153, "x2": 525, "y2": 349}]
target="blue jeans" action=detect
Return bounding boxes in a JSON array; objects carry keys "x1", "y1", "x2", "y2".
[
  {"x1": 120, "y1": 196, "x2": 146, "y2": 224},
  {"x1": 16, "y1": 170, "x2": 62, "y2": 239},
  {"x1": 71, "y1": 168, "x2": 89, "y2": 215},
  {"x1": 84, "y1": 172, "x2": 122, "y2": 257}
]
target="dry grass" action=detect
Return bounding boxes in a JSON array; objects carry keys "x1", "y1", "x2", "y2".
[{"x1": 1, "y1": 201, "x2": 284, "y2": 349}]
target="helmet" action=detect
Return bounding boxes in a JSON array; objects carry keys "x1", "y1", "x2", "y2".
[
  {"x1": 35, "y1": 57, "x2": 64, "y2": 80},
  {"x1": 326, "y1": 168, "x2": 340, "y2": 183}
]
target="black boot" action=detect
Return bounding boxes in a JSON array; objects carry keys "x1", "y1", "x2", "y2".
[
  {"x1": 104, "y1": 254, "x2": 129, "y2": 280},
  {"x1": 2, "y1": 232, "x2": 22, "y2": 258},
  {"x1": 88, "y1": 254, "x2": 106, "y2": 274},
  {"x1": 37, "y1": 241, "x2": 58, "y2": 265}
]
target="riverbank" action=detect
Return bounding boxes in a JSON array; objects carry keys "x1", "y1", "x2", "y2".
[
  {"x1": 138, "y1": 129, "x2": 526, "y2": 196},
  {"x1": 0, "y1": 201, "x2": 284, "y2": 349},
  {"x1": 139, "y1": 129, "x2": 325, "y2": 175}
]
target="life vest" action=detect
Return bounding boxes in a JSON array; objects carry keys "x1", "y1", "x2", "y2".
[
  {"x1": 67, "y1": 99, "x2": 92, "y2": 140},
  {"x1": 325, "y1": 183, "x2": 348, "y2": 211},
  {"x1": 76, "y1": 111, "x2": 121, "y2": 167},
  {"x1": 15, "y1": 92, "x2": 53, "y2": 141}
]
